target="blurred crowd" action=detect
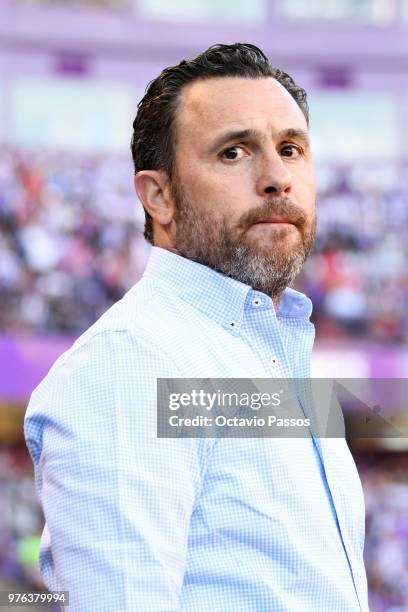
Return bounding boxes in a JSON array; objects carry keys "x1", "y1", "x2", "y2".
[
  {"x1": 0, "y1": 146, "x2": 149, "y2": 335},
  {"x1": 0, "y1": 146, "x2": 407, "y2": 342},
  {"x1": 300, "y1": 162, "x2": 408, "y2": 343},
  {"x1": 0, "y1": 446, "x2": 43, "y2": 588},
  {"x1": 359, "y1": 452, "x2": 408, "y2": 612}
]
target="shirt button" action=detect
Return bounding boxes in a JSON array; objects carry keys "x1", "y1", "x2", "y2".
[
  {"x1": 270, "y1": 356, "x2": 279, "y2": 366},
  {"x1": 252, "y1": 298, "x2": 261, "y2": 306},
  {"x1": 229, "y1": 321, "x2": 236, "y2": 329}
]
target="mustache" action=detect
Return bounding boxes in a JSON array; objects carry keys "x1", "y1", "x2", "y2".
[{"x1": 241, "y1": 197, "x2": 308, "y2": 228}]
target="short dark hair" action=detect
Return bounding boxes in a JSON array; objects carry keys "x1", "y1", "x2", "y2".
[{"x1": 131, "y1": 42, "x2": 309, "y2": 244}]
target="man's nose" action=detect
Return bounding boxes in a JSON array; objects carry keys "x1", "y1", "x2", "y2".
[{"x1": 255, "y1": 151, "x2": 292, "y2": 197}]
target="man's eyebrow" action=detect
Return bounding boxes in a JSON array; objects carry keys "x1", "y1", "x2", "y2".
[
  {"x1": 208, "y1": 129, "x2": 258, "y2": 153},
  {"x1": 208, "y1": 127, "x2": 310, "y2": 153},
  {"x1": 277, "y1": 128, "x2": 310, "y2": 145}
]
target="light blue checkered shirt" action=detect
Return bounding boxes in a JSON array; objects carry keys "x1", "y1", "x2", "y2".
[{"x1": 25, "y1": 246, "x2": 369, "y2": 611}]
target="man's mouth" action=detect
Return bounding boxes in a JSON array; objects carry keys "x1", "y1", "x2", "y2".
[{"x1": 254, "y1": 218, "x2": 294, "y2": 225}]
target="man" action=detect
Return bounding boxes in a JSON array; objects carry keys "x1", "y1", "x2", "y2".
[{"x1": 25, "y1": 43, "x2": 369, "y2": 611}]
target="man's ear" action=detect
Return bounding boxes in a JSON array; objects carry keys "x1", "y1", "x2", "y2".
[{"x1": 134, "y1": 170, "x2": 174, "y2": 227}]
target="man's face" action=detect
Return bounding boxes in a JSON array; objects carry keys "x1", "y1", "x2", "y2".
[{"x1": 168, "y1": 76, "x2": 317, "y2": 300}]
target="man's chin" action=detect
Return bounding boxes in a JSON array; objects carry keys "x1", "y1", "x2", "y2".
[{"x1": 245, "y1": 227, "x2": 302, "y2": 255}]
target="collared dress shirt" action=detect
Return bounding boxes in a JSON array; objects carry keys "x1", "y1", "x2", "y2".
[{"x1": 24, "y1": 246, "x2": 369, "y2": 612}]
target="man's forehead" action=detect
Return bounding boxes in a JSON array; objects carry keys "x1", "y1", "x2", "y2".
[{"x1": 176, "y1": 76, "x2": 307, "y2": 138}]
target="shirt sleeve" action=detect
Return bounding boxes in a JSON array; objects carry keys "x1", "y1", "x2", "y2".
[{"x1": 24, "y1": 329, "x2": 213, "y2": 612}]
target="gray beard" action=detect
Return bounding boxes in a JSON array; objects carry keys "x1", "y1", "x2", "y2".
[
  {"x1": 172, "y1": 187, "x2": 316, "y2": 300},
  {"x1": 214, "y1": 241, "x2": 307, "y2": 298}
]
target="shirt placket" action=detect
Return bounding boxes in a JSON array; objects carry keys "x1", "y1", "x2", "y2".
[
  {"x1": 252, "y1": 310, "x2": 365, "y2": 611},
  {"x1": 318, "y1": 442, "x2": 368, "y2": 611}
]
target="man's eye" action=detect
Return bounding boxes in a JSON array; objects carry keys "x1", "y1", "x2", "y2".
[
  {"x1": 280, "y1": 145, "x2": 301, "y2": 158},
  {"x1": 220, "y1": 146, "x2": 246, "y2": 161}
]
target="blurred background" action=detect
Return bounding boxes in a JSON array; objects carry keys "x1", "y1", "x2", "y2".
[{"x1": 0, "y1": 0, "x2": 407, "y2": 610}]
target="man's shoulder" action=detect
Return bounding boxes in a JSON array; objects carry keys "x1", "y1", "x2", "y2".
[
  {"x1": 24, "y1": 276, "x2": 213, "y2": 469},
  {"x1": 64, "y1": 274, "x2": 183, "y2": 356},
  {"x1": 86, "y1": 273, "x2": 191, "y2": 342},
  {"x1": 28, "y1": 276, "x2": 185, "y2": 404}
]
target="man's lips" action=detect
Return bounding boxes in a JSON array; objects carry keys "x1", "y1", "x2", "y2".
[{"x1": 254, "y1": 218, "x2": 294, "y2": 224}]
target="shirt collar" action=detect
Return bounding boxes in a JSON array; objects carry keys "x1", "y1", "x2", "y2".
[{"x1": 143, "y1": 246, "x2": 313, "y2": 332}]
